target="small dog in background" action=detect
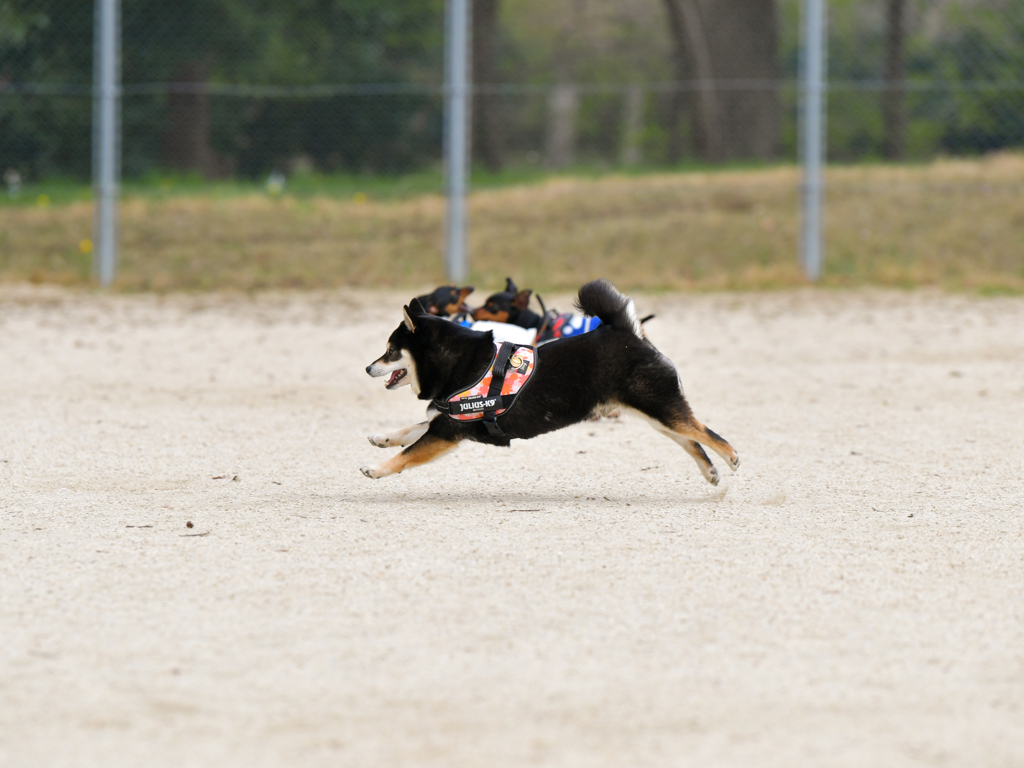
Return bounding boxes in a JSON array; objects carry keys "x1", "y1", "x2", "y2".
[
  {"x1": 363, "y1": 279, "x2": 739, "y2": 485},
  {"x1": 415, "y1": 284, "x2": 475, "y2": 317},
  {"x1": 471, "y1": 277, "x2": 611, "y2": 343},
  {"x1": 471, "y1": 278, "x2": 545, "y2": 329}
]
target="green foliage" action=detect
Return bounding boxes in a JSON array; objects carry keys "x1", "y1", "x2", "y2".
[
  {"x1": 801, "y1": 0, "x2": 1024, "y2": 159},
  {"x1": 123, "y1": 0, "x2": 445, "y2": 177},
  {"x1": 2, "y1": 0, "x2": 444, "y2": 180},
  {"x1": 935, "y1": 7, "x2": 1024, "y2": 152},
  {"x1": 0, "y1": 0, "x2": 93, "y2": 177},
  {"x1": 2, "y1": 0, "x2": 1023, "y2": 180}
]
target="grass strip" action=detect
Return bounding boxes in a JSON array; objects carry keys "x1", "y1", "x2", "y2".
[{"x1": 1, "y1": 155, "x2": 1021, "y2": 293}]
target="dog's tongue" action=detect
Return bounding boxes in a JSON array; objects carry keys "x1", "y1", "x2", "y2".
[{"x1": 387, "y1": 370, "x2": 404, "y2": 387}]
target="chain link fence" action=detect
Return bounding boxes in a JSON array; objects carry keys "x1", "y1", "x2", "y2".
[{"x1": 1, "y1": 0, "x2": 1022, "y2": 289}]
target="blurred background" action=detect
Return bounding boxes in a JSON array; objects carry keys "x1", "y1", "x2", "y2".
[{"x1": 1, "y1": 0, "x2": 1022, "y2": 292}]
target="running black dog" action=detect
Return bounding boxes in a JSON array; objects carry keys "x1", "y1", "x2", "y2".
[{"x1": 363, "y1": 279, "x2": 739, "y2": 484}]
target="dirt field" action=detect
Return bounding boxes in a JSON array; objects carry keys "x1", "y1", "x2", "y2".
[{"x1": 2, "y1": 286, "x2": 1023, "y2": 767}]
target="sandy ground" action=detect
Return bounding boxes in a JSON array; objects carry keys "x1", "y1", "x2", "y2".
[{"x1": 1, "y1": 286, "x2": 1023, "y2": 768}]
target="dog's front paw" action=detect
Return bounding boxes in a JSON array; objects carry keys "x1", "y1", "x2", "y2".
[
  {"x1": 360, "y1": 466, "x2": 380, "y2": 479},
  {"x1": 368, "y1": 434, "x2": 391, "y2": 448},
  {"x1": 729, "y1": 453, "x2": 740, "y2": 471}
]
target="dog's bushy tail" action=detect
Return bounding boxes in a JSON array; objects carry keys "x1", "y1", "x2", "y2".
[{"x1": 575, "y1": 279, "x2": 642, "y2": 338}]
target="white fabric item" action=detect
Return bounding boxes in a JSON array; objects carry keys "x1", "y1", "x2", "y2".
[{"x1": 468, "y1": 321, "x2": 537, "y2": 346}]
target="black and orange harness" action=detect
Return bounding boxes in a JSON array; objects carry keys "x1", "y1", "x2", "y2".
[{"x1": 431, "y1": 341, "x2": 537, "y2": 437}]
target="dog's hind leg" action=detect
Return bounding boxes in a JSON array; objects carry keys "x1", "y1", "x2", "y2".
[
  {"x1": 642, "y1": 416, "x2": 721, "y2": 485},
  {"x1": 361, "y1": 434, "x2": 458, "y2": 479},
  {"x1": 368, "y1": 421, "x2": 429, "y2": 448},
  {"x1": 623, "y1": 390, "x2": 739, "y2": 484},
  {"x1": 653, "y1": 408, "x2": 739, "y2": 475},
  {"x1": 675, "y1": 417, "x2": 740, "y2": 472},
  {"x1": 677, "y1": 437, "x2": 721, "y2": 486}
]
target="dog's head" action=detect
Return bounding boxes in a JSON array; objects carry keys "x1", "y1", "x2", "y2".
[
  {"x1": 365, "y1": 299, "x2": 429, "y2": 394},
  {"x1": 471, "y1": 278, "x2": 532, "y2": 323},
  {"x1": 415, "y1": 284, "x2": 474, "y2": 317}
]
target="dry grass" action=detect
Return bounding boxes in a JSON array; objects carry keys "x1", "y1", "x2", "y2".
[{"x1": 1, "y1": 154, "x2": 1022, "y2": 293}]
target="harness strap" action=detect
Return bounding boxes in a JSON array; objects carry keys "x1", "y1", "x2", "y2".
[
  {"x1": 431, "y1": 392, "x2": 520, "y2": 416},
  {"x1": 487, "y1": 342, "x2": 515, "y2": 398},
  {"x1": 482, "y1": 342, "x2": 516, "y2": 436}
]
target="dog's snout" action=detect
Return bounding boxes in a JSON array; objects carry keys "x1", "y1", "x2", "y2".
[{"x1": 365, "y1": 364, "x2": 373, "y2": 375}]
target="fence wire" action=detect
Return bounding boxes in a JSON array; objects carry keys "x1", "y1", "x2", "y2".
[{"x1": 1, "y1": 0, "x2": 1022, "y2": 287}]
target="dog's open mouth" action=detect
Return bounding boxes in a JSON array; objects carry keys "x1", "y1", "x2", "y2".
[{"x1": 385, "y1": 369, "x2": 407, "y2": 388}]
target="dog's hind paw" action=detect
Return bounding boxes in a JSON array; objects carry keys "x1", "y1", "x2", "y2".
[
  {"x1": 368, "y1": 434, "x2": 391, "y2": 448},
  {"x1": 729, "y1": 454, "x2": 741, "y2": 471},
  {"x1": 360, "y1": 466, "x2": 380, "y2": 479},
  {"x1": 705, "y1": 466, "x2": 720, "y2": 486}
]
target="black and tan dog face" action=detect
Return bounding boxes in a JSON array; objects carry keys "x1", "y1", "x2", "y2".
[
  {"x1": 471, "y1": 278, "x2": 532, "y2": 323},
  {"x1": 365, "y1": 305, "x2": 421, "y2": 392},
  {"x1": 416, "y1": 285, "x2": 475, "y2": 317}
]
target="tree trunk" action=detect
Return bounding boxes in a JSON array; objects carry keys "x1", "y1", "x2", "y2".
[
  {"x1": 473, "y1": 0, "x2": 504, "y2": 172},
  {"x1": 662, "y1": 0, "x2": 721, "y2": 162},
  {"x1": 160, "y1": 61, "x2": 222, "y2": 177},
  {"x1": 545, "y1": 16, "x2": 578, "y2": 170},
  {"x1": 545, "y1": 83, "x2": 578, "y2": 169},
  {"x1": 700, "y1": 0, "x2": 780, "y2": 160},
  {"x1": 662, "y1": 0, "x2": 688, "y2": 164},
  {"x1": 883, "y1": 0, "x2": 906, "y2": 160},
  {"x1": 619, "y1": 83, "x2": 645, "y2": 166},
  {"x1": 677, "y1": 0, "x2": 722, "y2": 161}
]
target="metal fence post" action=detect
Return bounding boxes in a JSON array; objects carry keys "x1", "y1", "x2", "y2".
[
  {"x1": 443, "y1": 0, "x2": 471, "y2": 283},
  {"x1": 800, "y1": 0, "x2": 827, "y2": 281},
  {"x1": 93, "y1": 0, "x2": 120, "y2": 287}
]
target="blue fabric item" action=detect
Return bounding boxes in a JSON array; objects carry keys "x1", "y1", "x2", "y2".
[{"x1": 557, "y1": 315, "x2": 601, "y2": 336}]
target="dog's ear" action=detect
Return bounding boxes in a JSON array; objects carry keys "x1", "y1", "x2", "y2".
[
  {"x1": 458, "y1": 286, "x2": 474, "y2": 300},
  {"x1": 402, "y1": 305, "x2": 418, "y2": 332},
  {"x1": 513, "y1": 289, "x2": 532, "y2": 310},
  {"x1": 409, "y1": 297, "x2": 429, "y2": 315},
  {"x1": 504, "y1": 277, "x2": 518, "y2": 294}
]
